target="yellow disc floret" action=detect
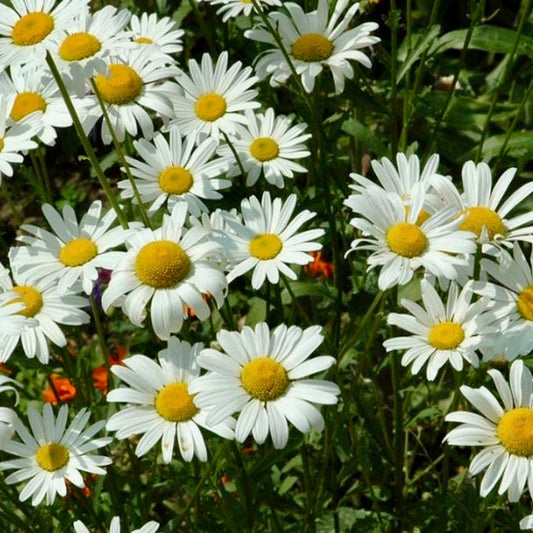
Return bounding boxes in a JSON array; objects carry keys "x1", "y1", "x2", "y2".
[
  {"x1": 0, "y1": 138, "x2": 4, "y2": 152},
  {"x1": 459, "y1": 206, "x2": 506, "y2": 240},
  {"x1": 497, "y1": 407, "x2": 533, "y2": 456},
  {"x1": 94, "y1": 64, "x2": 143, "y2": 106},
  {"x1": 11, "y1": 285, "x2": 44, "y2": 317},
  {"x1": 36, "y1": 442, "x2": 69, "y2": 472},
  {"x1": 194, "y1": 93, "x2": 227, "y2": 122},
  {"x1": 241, "y1": 357, "x2": 289, "y2": 401},
  {"x1": 386, "y1": 222, "x2": 428, "y2": 257},
  {"x1": 134, "y1": 36, "x2": 153, "y2": 44},
  {"x1": 59, "y1": 238, "x2": 98, "y2": 267},
  {"x1": 291, "y1": 33, "x2": 334, "y2": 62},
  {"x1": 10, "y1": 92, "x2": 47, "y2": 122},
  {"x1": 59, "y1": 32, "x2": 102, "y2": 61},
  {"x1": 11, "y1": 12, "x2": 54, "y2": 46},
  {"x1": 158, "y1": 166, "x2": 193, "y2": 195},
  {"x1": 250, "y1": 137, "x2": 279, "y2": 162},
  {"x1": 155, "y1": 382, "x2": 198, "y2": 422},
  {"x1": 427, "y1": 321, "x2": 465, "y2": 350},
  {"x1": 249, "y1": 234, "x2": 283, "y2": 260},
  {"x1": 135, "y1": 240, "x2": 191, "y2": 288},
  {"x1": 517, "y1": 285, "x2": 533, "y2": 321}
]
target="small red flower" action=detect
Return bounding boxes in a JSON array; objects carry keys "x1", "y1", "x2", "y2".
[
  {"x1": 42, "y1": 374, "x2": 77, "y2": 405},
  {"x1": 303, "y1": 251, "x2": 334, "y2": 280}
]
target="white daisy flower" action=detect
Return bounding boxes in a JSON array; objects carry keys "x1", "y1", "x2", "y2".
[
  {"x1": 101, "y1": 203, "x2": 227, "y2": 340},
  {"x1": 434, "y1": 160, "x2": 533, "y2": 248},
  {"x1": 106, "y1": 337, "x2": 234, "y2": 463},
  {"x1": 0, "y1": 63, "x2": 76, "y2": 146},
  {"x1": 219, "y1": 108, "x2": 311, "y2": 188},
  {"x1": 345, "y1": 185, "x2": 477, "y2": 290},
  {"x1": 83, "y1": 46, "x2": 178, "y2": 144},
  {"x1": 74, "y1": 517, "x2": 159, "y2": 533},
  {"x1": 444, "y1": 360, "x2": 533, "y2": 502},
  {"x1": 189, "y1": 322, "x2": 341, "y2": 449},
  {"x1": 52, "y1": 5, "x2": 132, "y2": 95},
  {"x1": 0, "y1": 94, "x2": 40, "y2": 184},
  {"x1": 129, "y1": 12, "x2": 184, "y2": 62},
  {"x1": 346, "y1": 153, "x2": 450, "y2": 221},
  {"x1": 12, "y1": 200, "x2": 126, "y2": 295},
  {"x1": 245, "y1": 0, "x2": 380, "y2": 94},
  {"x1": 0, "y1": 375, "x2": 21, "y2": 450},
  {"x1": 471, "y1": 243, "x2": 533, "y2": 361},
  {"x1": 521, "y1": 514, "x2": 533, "y2": 530},
  {"x1": 0, "y1": 404, "x2": 111, "y2": 506},
  {"x1": 201, "y1": 0, "x2": 281, "y2": 23},
  {"x1": 0, "y1": 0, "x2": 89, "y2": 68},
  {"x1": 218, "y1": 191, "x2": 324, "y2": 289},
  {"x1": 383, "y1": 279, "x2": 495, "y2": 380},
  {"x1": 169, "y1": 51, "x2": 260, "y2": 140},
  {"x1": 118, "y1": 127, "x2": 230, "y2": 217},
  {"x1": 0, "y1": 261, "x2": 89, "y2": 364}
]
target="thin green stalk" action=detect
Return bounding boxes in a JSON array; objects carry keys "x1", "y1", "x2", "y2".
[
  {"x1": 29, "y1": 150, "x2": 50, "y2": 203},
  {"x1": 90, "y1": 294, "x2": 110, "y2": 360},
  {"x1": 338, "y1": 290, "x2": 385, "y2": 364},
  {"x1": 389, "y1": 1, "x2": 400, "y2": 152},
  {"x1": 476, "y1": 0, "x2": 531, "y2": 162},
  {"x1": 391, "y1": 350, "x2": 405, "y2": 529},
  {"x1": 425, "y1": 0, "x2": 486, "y2": 159},
  {"x1": 45, "y1": 53, "x2": 129, "y2": 229},
  {"x1": 188, "y1": 0, "x2": 217, "y2": 56},
  {"x1": 37, "y1": 148, "x2": 52, "y2": 202},
  {"x1": 230, "y1": 441, "x2": 255, "y2": 530},
  {"x1": 494, "y1": 76, "x2": 533, "y2": 169},
  {"x1": 221, "y1": 131, "x2": 247, "y2": 182},
  {"x1": 1, "y1": 180, "x2": 22, "y2": 226},
  {"x1": 399, "y1": 0, "x2": 412, "y2": 152},
  {"x1": 90, "y1": 79, "x2": 151, "y2": 228}
]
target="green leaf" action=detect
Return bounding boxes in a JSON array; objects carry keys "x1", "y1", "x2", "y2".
[
  {"x1": 434, "y1": 25, "x2": 533, "y2": 56},
  {"x1": 397, "y1": 25, "x2": 441, "y2": 81},
  {"x1": 465, "y1": 131, "x2": 533, "y2": 161},
  {"x1": 245, "y1": 296, "x2": 267, "y2": 327},
  {"x1": 341, "y1": 118, "x2": 387, "y2": 156}
]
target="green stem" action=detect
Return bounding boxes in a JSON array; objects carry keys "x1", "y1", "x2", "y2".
[
  {"x1": 476, "y1": 0, "x2": 531, "y2": 162},
  {"x1": 188, "y1": 0, "x2": 218, "y2": 56},
  {"x1": 45, "y1": 53, "x2": 129, "y2": 229},
  {"x1": 230, "y1": 441, "x2": 255, "y2": 529},
  {"x1": 29, "y1": 151, "x2": 49, "y2": 203},
  {"x1": 221, "y1": 131, "x2": 247, "y2": 182},
  {"x1": 389, "y1": 1, "x2": 400, "y2": 152},
  {"x1": 90, "y1": 294, "x2": 110, "y2": 360},
  {"x1": 37, "y1": 147, "x2": 53, "y2": 202},
  {"x1": 425, "y1": 0, "x2": 486, "y2": 159},
  {"x1": 1, "y1": 180, "x2": 22, "y2": 226},
  {"x1": 338, "y1": 290, "x2": 385, "y2": 365},
  {"x1": 494, "y1": 76, "x2": 533, "y2": 168},
  {"x1": 90, "y1": 79, "x2": 151, "y2": 229},
  {"x1": 391, "y1": 350, "x2": 405, "y2": 529}
]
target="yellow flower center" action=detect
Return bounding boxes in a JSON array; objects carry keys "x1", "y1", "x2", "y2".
[
  {"x1": 10, "y1": 285, "x2": 44, "y2": 318},
  {"x1": 94, "y1": 64, "x2": 143, "y2": 106},
  {"x1": 0, "y1": 138, "x2": 4, "y2": 152},
  {"x1": 241, "y1": 357, "x2": 289, "y2": 401},
  {"x1": 459, "y1": 206, "x2": 506, "y2": 239},
  {"x1": 58, "y1": 32, "x2": 102, "y2": 61},
  {"x1": 194, "y1": 93, "x2": 227, "y2": 122},
  {"x1": 135, "y1": 240, "x2": 191, "y2": 288},
  {"x1": 35, "y1": 442, "x2": 69, "y2": 472},
  {"x1": 250, "y1": 137, "x2": 279, "y2": 162},
  {"x1": 249, "y1": 234, "x2": 283, "y2": 260},
  {"x1": 10, "y1": 92, "x2": 47, "y2": 122},
  {"x1": 291, "y1": 33, "x2": 334, "y2": 62},
  {"x1": 517, "y1": 285, "x2": 533, "y2": 321},
  {"x1": 134, "y1": 36, "x2": 153, "y2": 44},
  {"x1": 158, "y1": 166, "x2": 193, "y2": 195},
  {"x1": 404, "y1": 205, "x2": 431, "y2": 226},
  {"x1": 386, "y1": 222, "x2": 428, "y2": 257},
  {"x1": 427, "y1": 321, "x2": 465, "y2": 350},
  {"x1": 155, "y1": 382, "x2": 198, "y2": 422},
  {"x1": 497, "y1": 407, "x2": 533, "y2": 457},
  {"x1": 59, "y1": 237, "x2": 98, "y2": 267},
  {"x1": 11, "y1": 12, "x2": 54, "y2": 46}
]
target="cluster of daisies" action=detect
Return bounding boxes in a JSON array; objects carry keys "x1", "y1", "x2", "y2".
[
  {"x1": 0, "y1": 0, "x2": 384, "y2": 522},
  {"x1": 345, "y1": 153, "x2": 533, "y2": 527}
]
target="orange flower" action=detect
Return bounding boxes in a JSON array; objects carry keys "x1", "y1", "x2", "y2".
[
  {"x1": 303, "y1": 251, "x2": 334, "y2": 280},
  {"x1": 185, "y1": 293, "x2": 212, "y2": 318},
  {"x1": 92, "y1": 344, "x2": 127, "y2": 395},
  {"x1": 42, "y1": 374, "x2": 76, "y2": 405}
]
